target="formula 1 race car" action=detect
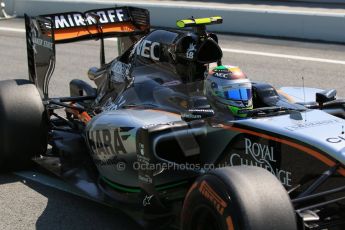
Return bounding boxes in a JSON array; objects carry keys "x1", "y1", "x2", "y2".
[{"x1": 0, "y1": 6, "x2": 344, "y2": 230}]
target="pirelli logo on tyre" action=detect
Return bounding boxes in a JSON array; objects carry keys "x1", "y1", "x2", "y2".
[{"x1": 199, "y1": 181, "x2": 227, "y2": 215}]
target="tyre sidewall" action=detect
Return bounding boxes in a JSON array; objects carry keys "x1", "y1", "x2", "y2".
[
  {"x1": 181, "y1": 175, "x2": 241, "y2": 230},
  {"x1": 181, "y1": 166, "x2": 297, "y2": 230},
  {"x1": 0, "y1": 80, "x2": 47, "y2": 170}
]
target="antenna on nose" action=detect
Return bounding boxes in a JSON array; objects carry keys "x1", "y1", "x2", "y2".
[{"x1": 302, "y1": 76, "x2": 307, "y2": 122}]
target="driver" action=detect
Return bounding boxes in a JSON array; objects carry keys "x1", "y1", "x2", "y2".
[{"x1": 205, "y1": 65, "x2": 253, "y2": 119}]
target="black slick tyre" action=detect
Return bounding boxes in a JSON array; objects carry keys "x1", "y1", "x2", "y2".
[
  {"x1": 181, "y1": 166, "x2": 297, "y2": 230},
  {"x1": 0, "y1": 79, "x2": 47, "y2": 171}
]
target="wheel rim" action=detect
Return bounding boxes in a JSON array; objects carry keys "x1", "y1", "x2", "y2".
[{"x1": 191, "y1": 204, "x2": 223, "y2": 230}]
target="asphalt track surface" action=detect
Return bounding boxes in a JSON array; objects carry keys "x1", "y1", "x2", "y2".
[{"x1": 0, "y1": 18, "x2": 345, "y2": 229}]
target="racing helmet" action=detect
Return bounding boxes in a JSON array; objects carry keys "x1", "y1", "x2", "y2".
[{"x1": 205, "y1": 65, "x2": 253, "y2": 117}]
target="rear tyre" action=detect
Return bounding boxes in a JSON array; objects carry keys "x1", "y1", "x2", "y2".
[
  {"x1": 181, "y1": 166, "x2": 297, "y2": 230},
  {"x1": 0, "y1": 79, "x2": 47, "y2": 171}
]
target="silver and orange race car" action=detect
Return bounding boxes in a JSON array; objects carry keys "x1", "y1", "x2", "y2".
[{"x1": 0, "y1": 6, "x2": 344, "y2": 230}]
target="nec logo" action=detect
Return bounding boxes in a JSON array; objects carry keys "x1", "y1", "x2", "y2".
[{"x1": 134, "y1": 39, "x2": 160, "y2": 61}]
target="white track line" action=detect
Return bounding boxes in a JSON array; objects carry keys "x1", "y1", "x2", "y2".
[
  {"x1": 0, "y1": 27, "x2": 25, "y2": 33},
  {"x1": 1, "y1": 26, "x2": 345, "y2": 65},
  {"x1": 107, "y1": 38, "x2": 117, "y2": 42},
  {"x1": 222, "y1": 48, "x2": 345, "y2": 65}
]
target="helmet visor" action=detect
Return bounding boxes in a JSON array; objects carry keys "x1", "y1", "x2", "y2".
[{"x1": 224, "y1": 88, "x2": 252, "y2": 101}]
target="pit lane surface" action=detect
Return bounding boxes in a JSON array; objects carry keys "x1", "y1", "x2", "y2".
[{"x1": 0, "y1": 18, "x2": 345, "y2": 229}]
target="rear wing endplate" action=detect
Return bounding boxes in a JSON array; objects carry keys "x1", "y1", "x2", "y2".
[{"x1": 25, "y1": 15, "x2": 55, "y2": 98}]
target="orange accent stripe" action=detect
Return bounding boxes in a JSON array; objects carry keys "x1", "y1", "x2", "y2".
[
  {"x1": 78, "y1": 111, "x2": 91, "y2": 124},
  {"x1": 45, "y1": 23, "x2": 147, "y2": 42},
  {"x1": 276, "y1": 89, "x2": 296, "y2": 103},
  {"x1": 226, "y1": 216, "x2": 235, "y2": 230},
  {"x1": 224, "y1": 125, "x2": 345, "y2": 176}
]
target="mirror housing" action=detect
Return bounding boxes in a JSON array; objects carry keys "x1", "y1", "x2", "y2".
[
  {"x1": 196, "y1": 38, "x2": 222, "y2": 64},
  {"x1": 316, "y1": 89, "x2": 337, "y2": 106},
  {"x1": 181, "y1": 108, "x2": 215, "y2": 122},
  {"x1": 88, "y1": 67, "x2": 105, "y2": 81},
  {"x1": 189, "y1": 96, "x2": 211, "y2": 109}
]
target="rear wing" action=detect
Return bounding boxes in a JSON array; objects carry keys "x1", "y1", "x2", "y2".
[
  {"x1": 41, "y1": 7, "x2": 150, "y2": 43},
  {"x1": 25, "y1": 7, "x2": 150, "y2": 98}
]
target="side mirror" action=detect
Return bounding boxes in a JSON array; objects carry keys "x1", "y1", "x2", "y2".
[
  {"x1": 181, "y1": 108, "x2": 215, "y2": 121},
  {"x1": 88, "y1": 67, "x2": 105, "y2": 81},
  {"x1": 196, "y1": 38, "x2": 223, "y2": 64},
  {"x1": 189, "y1": 96, "x2": 211, "y2": 109},
  {"x1": 316, "y1": 89, "x2": 337, "y2": 106}
]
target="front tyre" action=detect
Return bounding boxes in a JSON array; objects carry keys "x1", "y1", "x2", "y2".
[
  {"x1": 181, "y1": 166, "x2": 297, "y2": 230},
  {"x1": 0, "y1": 79, "x2": 47, "y2": 171}
]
